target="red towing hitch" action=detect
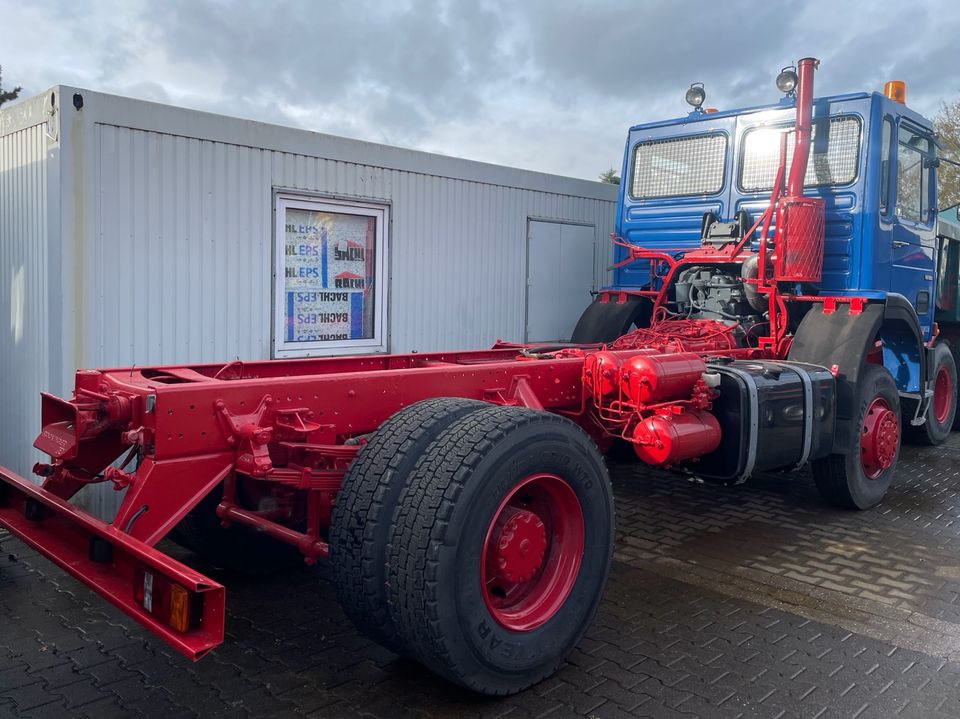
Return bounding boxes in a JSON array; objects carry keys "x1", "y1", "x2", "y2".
[{"x1": 0, "y1": 466, "x2": 225, "y2": 660}]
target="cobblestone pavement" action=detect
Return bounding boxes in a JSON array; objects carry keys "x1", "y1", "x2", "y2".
[{"x1": 4, "y1": 435, "x2": 960, "y2": 718}]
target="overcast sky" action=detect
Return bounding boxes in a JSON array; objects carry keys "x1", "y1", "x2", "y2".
[{"x1": 3, "y1": 0, "x2": 959, "y2": 180}]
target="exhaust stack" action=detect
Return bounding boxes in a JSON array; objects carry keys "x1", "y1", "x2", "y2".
[{"x1": 786, "y1": 57, "x2": 819, "y2": 197}]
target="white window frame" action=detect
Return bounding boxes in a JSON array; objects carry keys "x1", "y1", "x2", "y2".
[{"x1": 273, "y1": 193, "x2": 389, "y2": 358}]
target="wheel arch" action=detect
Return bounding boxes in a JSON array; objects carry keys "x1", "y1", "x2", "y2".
[
  {"x1": 878, "y1": 294, "x2": 927, "y2": 395},
  {"x1": 788, "y1": 294, "x2": 927, "y2": 444}
]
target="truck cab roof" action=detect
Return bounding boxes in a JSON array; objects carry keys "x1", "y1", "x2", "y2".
[{"x1": 625, "y1": 92, "x2": 932, "y2": 134}]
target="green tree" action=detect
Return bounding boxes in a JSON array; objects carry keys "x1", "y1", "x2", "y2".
[
  {"x1": 0, "y1": 66, "x2": 21, "y2": 108},
  {"x1": 599, "y1": 167, "x2": 620, "y2": 185},
  {"x1": 935, "y1": 99, "x2": 960, "y2": 210}
]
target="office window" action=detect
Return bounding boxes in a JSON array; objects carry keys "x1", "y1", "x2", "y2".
[{"x1": 274, "y1": 194, "x2": 388, "y2": 357}]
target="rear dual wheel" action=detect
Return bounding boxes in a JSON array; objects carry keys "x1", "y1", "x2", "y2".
[
  {"x1": 330, "y1": 403, "x2": 613, "y2": 695},
  {"x1": 329, "y1": 397, "x2": 486, "y2": 651}
]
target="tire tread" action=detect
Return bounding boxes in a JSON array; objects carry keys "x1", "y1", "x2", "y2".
[
  {"x1": 329, "y1": 397, "x2": 486, "y2": 651},
  {"x1": 385, "y1": 406, "x2": 609, "y2": 694}
]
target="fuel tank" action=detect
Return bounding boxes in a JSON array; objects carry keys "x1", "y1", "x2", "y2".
[{"x1": 688, "y1": 359, "x2": 835, "y2": 484}]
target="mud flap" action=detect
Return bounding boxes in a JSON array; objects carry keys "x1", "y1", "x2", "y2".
[{"x1": 788, "y1": 302, "x2": 884, "y2": 448}]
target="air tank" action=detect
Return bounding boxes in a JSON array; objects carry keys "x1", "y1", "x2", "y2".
[
  {"x1": 632, "y1": 410, "x2": 722, "y2": 465},
  {"x1": 622, "y1": 352, "x2": 706, "y2": 404}
]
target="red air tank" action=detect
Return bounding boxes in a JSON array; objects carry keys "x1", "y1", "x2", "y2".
[
  {"x1": 582, "y1": 351, "x2": 622, "y2": 396},
  {"x1": 632, "y1": 410, "x2": 721, "y2": 465},
  {"x1": 583, "y1": 349, "x2": 660, "y2": 397},
  {"x1": 623, "y1": 352, "x2": 706, "y2": 404}
]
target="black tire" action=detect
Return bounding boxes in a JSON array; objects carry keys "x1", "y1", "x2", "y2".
[
  {"x1": 908, "y1": 341, "x2": 957, "y2": 445},
  {"x1": 329, "y1": 397, "x2": 488, "y2": 652},
  {"x1": 384, "y1": 406, "x2": 614, "y2": 695},
  {"x1": 570, "y1": 295, "x2": 650, "y2": 344},
  {"x1": 168, "y1": 483, "x2": 305, "y2": 573},
  {"x1": 812, "y1": 363, "x2": 901, "y2": 510},
  {"x1": 951, "y1": 342, "x2": 960, "y2": 431}
]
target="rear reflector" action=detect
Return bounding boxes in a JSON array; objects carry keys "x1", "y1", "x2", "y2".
[
  {"x1": 134, "y1": 566, "x2": 201, "y2": 634},
  {"x1": 169, "y1": 584, "x2": 191, "y2": 633}
]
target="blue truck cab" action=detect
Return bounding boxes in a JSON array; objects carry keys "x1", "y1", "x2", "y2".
[
  {"x1": 610, "y1": 92, "x2": 938, "y2": 337},
  {"x1": 570, "y1": 67, "x2": 960, "y2": 495},
  {"x1": 573, "y1": 85, "x2": 954, "y2": 407}
]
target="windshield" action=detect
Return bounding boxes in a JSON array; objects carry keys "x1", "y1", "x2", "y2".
[
  {"x1": 630, "y1": 133, "x2": 727, "y2": 199},
  {"x1": 739, "y1": 115, "x2": 861, "y2": 192}
]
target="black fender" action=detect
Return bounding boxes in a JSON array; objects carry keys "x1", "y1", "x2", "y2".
[
  {"x1": 570, "y1": 294, "x2": 650, "y2": 344},
  {"x1": 788, "y1": 294, "x2": 927, "y2": 447}
]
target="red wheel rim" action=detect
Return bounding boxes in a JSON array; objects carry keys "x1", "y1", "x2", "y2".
[
  {"x1": 933, "y1": 365, "x2": 953, "y2": 425},
  {"x1": 860, "y1": 397, "x2": 899, "y2": 480},
  {"x1": 481, "y1": 473, "x2": 585, "y2": 632}
]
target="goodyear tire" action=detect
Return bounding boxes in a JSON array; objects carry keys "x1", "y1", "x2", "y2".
[
  {"x1": 811, "y1": 363, "x2": 900, "y2": 510},
  {"x1": 570, "y1": 295, "x2": 650, "y2": 344},
  {"x1": 329, "y1": 397, "x2": 487, "y2": 652},
  {"x1": 384, "y1": 406, "x2": 614, "y2": 695},
  {"x1": 909, "y1": 342, "x2": 957, "y2": 444},
  {"x1": 949, "y1": 341, "x2": 960, "y2": 431},
  {"x1": 168, "y1": 483, "x2": 305, "y2": 573}
]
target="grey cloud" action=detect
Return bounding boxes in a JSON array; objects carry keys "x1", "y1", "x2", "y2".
[
  {"x1": 139, "y1": 0, "x2": 513, "y2": 124},
  {"x1": 3, "y1": 0, "x2": 959, "y2": 179}
]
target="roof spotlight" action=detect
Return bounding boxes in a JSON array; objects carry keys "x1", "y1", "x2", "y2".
[
  {"x1": 776, "y1": 66, "x2": 799, "y2": 94},
  {"x1": 685, "y1": 82, "x2": 706, "y2": 110}
]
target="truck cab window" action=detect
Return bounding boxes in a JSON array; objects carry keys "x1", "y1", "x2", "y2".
[
  {"x1": 896, "y1": 127, "x2": 932, "y2": 224},
  {"x1": 879, "y1": 117, "x2": 892, "y2": 214},
  {"x1": 630, "y1": 133, "x2": 726, "y2": 199},
  {"x1": 739, "y1": 115, "x2": 861, "y2": 192}
]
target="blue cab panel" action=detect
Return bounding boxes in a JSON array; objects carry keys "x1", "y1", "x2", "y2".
[{"x1": 611, "y1": 92, "x2": 938, "y2": 341}]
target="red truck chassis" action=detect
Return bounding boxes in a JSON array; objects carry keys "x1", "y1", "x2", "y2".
[
  {"x1": 0, "y1": 345, "x2": 716, "y2": 659},
  {"x1": 3, "y1": 57, "x2": 912, "y2": 695}
]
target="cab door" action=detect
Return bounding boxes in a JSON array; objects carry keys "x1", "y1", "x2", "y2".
[{"x1": 888, "y1": 122, "x2": 936, "y2": 339}]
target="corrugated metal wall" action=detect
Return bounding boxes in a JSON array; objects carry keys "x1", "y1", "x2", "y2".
[
  {"x1": 92, "y1": 126, "x2": 274, "y2": 366},
  {"x1": 0, "y1": 120, "x2": 50, "y2": 480},
  {"x1": 90, "y1": 124, "x2": 614, "y2": 366}
]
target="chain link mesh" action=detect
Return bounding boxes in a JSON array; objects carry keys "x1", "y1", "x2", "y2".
[
  {"x1": 631, "y1": 134, "x2": 726, "y2": 199},
  {"x1": 740, "y1": 116, "x2": 861, "y2": 192}
]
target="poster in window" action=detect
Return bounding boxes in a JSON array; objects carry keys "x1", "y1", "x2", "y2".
[{"x1": 283, "y1": 208, "x2": 376, "y2": 343}]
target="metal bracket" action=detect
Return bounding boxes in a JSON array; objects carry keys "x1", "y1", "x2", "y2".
[{"x1": 214, "y1": 395, "x2": 274, "y2": 477}]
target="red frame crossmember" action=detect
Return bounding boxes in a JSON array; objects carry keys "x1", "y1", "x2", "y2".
[{"x1": 0, "y1": 465, "x2": 225, "y2": 660}]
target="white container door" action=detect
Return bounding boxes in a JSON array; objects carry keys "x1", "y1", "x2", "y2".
[{"x1": 526, "y1": 220, "x2": 596, "y2": 342}]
